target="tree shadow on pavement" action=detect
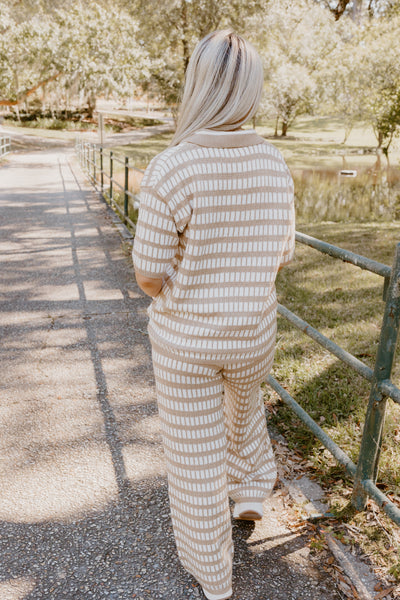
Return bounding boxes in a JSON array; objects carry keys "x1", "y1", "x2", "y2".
[{"x1": 0, "y1": 152, "x2": 341, "y2": 600}]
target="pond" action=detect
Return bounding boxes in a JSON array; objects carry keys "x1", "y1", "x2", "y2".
[{"x1": 293, "y1": 158, "x2": 400, "y2": 222}]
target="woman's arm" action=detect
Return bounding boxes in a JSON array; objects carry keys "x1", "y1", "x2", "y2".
[
  {"x1": 132, "y1": 186, "x2": 179, "y2": 299},
  {"x1": 135, "y1": 271, "x2": 164, "y2": 297}
]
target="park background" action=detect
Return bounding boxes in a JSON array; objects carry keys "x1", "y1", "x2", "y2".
[{"x1": 1, "y1": 0, "x2": 400, "y2": 590}]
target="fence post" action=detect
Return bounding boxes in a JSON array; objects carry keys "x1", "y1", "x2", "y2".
[
  {"x1": 109, "y1": 151, "x2": 113, "y2": 204},
  {"x1": 124, "y1": 156, "x2": 129, "y2": 223},
  {"x1": 93, "y1": 145, "x2": 96, "y2": 184},
  {"x1": 352, "y1": 242, "x2": 400, "y2": 510},
  {"x1": 85, "y1": 143, "x2": 89, "y2": 174},
  {"x1": 100, "y1": 147, "x2": 104, "y2": 194}
]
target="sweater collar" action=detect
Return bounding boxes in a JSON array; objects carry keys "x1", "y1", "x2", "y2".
[{"x1": 184, "y1": 128, "x2": 265, "y2": 148}]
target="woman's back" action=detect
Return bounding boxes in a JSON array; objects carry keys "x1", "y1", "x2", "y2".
[{"x1": 133, "y1": 127, "x2": 294, "y2": 354}]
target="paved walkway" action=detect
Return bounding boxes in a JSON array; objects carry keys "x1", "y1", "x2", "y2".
[{"x1": 0, "y1": 147, "x2": 342, "y2": 600}]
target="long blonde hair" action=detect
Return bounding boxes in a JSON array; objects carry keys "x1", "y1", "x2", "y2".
[{"x1": 170, "y1": 29, "x2": 263, "y2": 147}]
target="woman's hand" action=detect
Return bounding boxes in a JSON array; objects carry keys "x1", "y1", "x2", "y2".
[{"x1": 135, "y1": 271, "x2": 164, "y2": 298}]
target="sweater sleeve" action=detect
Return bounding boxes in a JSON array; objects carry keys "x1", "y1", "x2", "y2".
[{"x1": 132, "y1": 187, "x2": 179, "y2": 279}]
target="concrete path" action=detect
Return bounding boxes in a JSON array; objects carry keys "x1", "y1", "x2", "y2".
[{"x1": 0, "y1": 148, "x2": 342, "y2": 600}]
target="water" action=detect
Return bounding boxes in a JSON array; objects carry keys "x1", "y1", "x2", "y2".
[{"x1": 294, "y1": 160, "x2": 400, "y2": 222}]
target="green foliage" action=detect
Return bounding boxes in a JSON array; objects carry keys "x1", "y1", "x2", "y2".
[
  {"x1": 0, "y1": 0, "x2": 150, "y2": 113},
  {"x1": 53, "y1": 2, "x2": 151, "y2": 114},
  {"x1": 129, "y1": 0, "x2": 270, "y2": 109},
  {"x1": 251, "y1": 0, "x2": 341, "y2": 135}
]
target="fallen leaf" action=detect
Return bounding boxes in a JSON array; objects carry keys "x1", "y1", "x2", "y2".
[{"x1": 374, "y1": 586, "x2": 397, "y2": 599}]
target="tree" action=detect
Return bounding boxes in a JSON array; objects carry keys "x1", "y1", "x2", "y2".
[
  {"x1": 0, "y1": 4, "x2": 60, "y2": 113},
  {"x1": 323, "y1": 12, "x2": 400, "y2": 152},
  {"x1": 0, "y1": 1, "x2": 151, "y2": 116},
  {"x1": 261, "y1": 63, "x2": 315, "y2": 136},
  {"x1": 128, "y1": 0, "x2": 269, "y2": 109},
  {"x1": 321, "y1": 0, "x2": 394, "y2": 20},
  {"x1": 253, "y1": 0, "x2": 340, "y2": 136},
  {"x1": 53, "y1": 2, "x2": 151, "y2": 116},
  {"x1": 317, "y1": 17, "x2": 362, "y2": 141},
  {"x1": 354, "y1": 16, "x2": 400, "y2": 151}
]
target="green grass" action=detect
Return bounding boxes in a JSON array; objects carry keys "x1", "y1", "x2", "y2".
[
  {"x1": 3, "y1": 114, "x2": 166, "y2": 143},
  {"x1": 3, "y1": 122, "x2": 78, "y2": 141},
  {"x1": 114, "y1": 116, "x2": 400, "y2": 173},
  {"x1": 264, "y1": 222, "x2": 400, "y2": 578},
  {"x1": 257, "y1": 116, "x2": 400, "y2": 172},
  {"x1": 111, "y1": 131, "x2": 174, "y2": 170}
]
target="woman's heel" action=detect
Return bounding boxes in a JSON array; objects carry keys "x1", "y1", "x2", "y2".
[{"x1": 233, "y1": 501, "x2": 263, "y2": 521}]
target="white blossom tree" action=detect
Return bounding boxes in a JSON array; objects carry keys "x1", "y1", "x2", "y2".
[
  {"x1": 0, "y1": 1, "x2": 151, "y2": 116},
  {"x1": 251, "y1": 0, "x2": 340, "y2": 136},
  {"x1": 0, "y1": 5, "x2": 61, "y2": 112}
]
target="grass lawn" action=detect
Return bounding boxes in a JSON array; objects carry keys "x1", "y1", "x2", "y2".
[
  {"x1": 258, "y1": 116, "x2": 400, "y2": 173},
  {"x1": 2, "y1": 115, "x2": 166, "y2": 148},
  {"x1": 111, "y1": 131, "x2": 174, "y2": 170},
  {"x1": 268, "y1": 221, "x2": 400, "y2": 581},
  {"x1": 2, "y1": 123, "x2": 78, "y2": 142},
  {"x1": 112, "y1": 115, "x2": 400, "y2": 174}
]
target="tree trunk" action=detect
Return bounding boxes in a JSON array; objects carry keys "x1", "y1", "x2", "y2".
[
  {"x1": 343, "y1": 122, "x2": 353, "y2": 144},
  {"x1": 274, "y1": 115, "x2": 279, "y2": 137},
  {"x1": 0, "y1": 72, "x2": 61, "y2": 108},
  {"x1": 87, "y1": 93, "x2": 96, "y2": 118},
  {"x1": 181, "y1": 0, "x2": 190, "y2": 74},
  {"x1": 281, "y1": 120, "x2": 288, "y2": 137},
  {"x1": 42, "y1": 82, "x2": 46, "y2": 111},
  {"x1": 331, "y1": 0, "x2": 351, "y2": 20}
]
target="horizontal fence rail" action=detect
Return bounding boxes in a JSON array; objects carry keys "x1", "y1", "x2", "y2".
[
  {"x1": 75, "y1": 139, "x2": 400, "y2": 526},
  {"x1": 0, "y1": 135, "x2": 11, "y2": 158},
  {"x1": 295, "y1": 231, "x2": 392, "y2": 279},
  {"x1": 272, "y1": 237, "x2": 400, "y2": 526},
  {"x1": 75, "y1": 139, "x2": 143, "y2": 233}
]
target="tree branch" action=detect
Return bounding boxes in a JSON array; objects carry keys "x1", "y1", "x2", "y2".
[
  {"x1": 331, "y1": 0, "x2": 352, "y2": 20},
  {"x1": 0, "y1": 72, "x2": 61, "y2": 106}
]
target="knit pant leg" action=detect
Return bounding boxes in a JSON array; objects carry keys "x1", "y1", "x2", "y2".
[
  {"x1": 223, "y1": 350, "x2": 278, "y2": 504},
  {"x1": 150, "y1": 342, "x2": 233, "y2": 598}
]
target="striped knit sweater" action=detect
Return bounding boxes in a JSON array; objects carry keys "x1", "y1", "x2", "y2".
[{"x1": 132, "y1": 128, "x2": 295, "y2": 358}]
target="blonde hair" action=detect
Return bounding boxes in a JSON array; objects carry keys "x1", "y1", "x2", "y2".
[{"x1": 170, "y1": 29, "x2": 263, "y2": 146}]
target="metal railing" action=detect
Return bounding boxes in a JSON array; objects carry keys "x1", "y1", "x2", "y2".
[
  {"x1": 268, "y1": 233, "x2": 400, "y2": 525},
  {"x1": 0, "y1": 136, "x2": 11, "y2": 158},
  {"x1": 75, "y1": 139, "x2": 143, "y2": 233},
  {"x1": 76, "y1": 139, "x2": 400, "y2": 526}
]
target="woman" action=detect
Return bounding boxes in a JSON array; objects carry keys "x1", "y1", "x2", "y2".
[{"x1": 132, "y1": 29, "x2": 295, "y2": 600}]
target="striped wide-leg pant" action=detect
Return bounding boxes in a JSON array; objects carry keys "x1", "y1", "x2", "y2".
[{"x1": 149, "y1": 336, "x2": 278, "y2": 598}]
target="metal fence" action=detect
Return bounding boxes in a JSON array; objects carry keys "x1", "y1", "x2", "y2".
[
  {"x1": 75, "y1": 139, "x2": 143, "y2": 232},
  {"x1": 76, "y1": 139, "x2": 400, "y2": 526},
  {"x1": 268, "y1": 233, "x2": 400, "y2": 525},
  {"x1": 0, "y1": 136, "x2": 11, "y2": 158}
]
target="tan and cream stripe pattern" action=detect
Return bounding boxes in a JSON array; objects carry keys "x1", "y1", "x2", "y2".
[
  {"x1": 132, "y1": 128, "x2": 295, "y2": 599},
  {"x1": 133, "y1": 128, "x2": 294, "y2": 357},
  {"x1": 150, "y1": 338, "x2": 277, "y2": 599}
]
